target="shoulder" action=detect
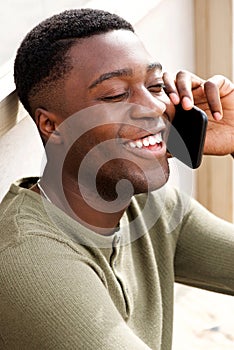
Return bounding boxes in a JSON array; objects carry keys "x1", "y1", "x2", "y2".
[{"x1": 0, "y1": 179, "x2": 86, "y2": 253}]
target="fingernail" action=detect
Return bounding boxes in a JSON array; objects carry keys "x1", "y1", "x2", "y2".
[
  {"x1": 182, "y1": 96, "x2": 193, "y2": 109},
  {"x1": 213, "y1": 112, "x2": 222, "y2": 121}
]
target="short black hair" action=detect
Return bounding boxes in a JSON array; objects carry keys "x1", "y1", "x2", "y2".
[{"x1": 14, "y1": 8, "x2": 134, "y2": 116}]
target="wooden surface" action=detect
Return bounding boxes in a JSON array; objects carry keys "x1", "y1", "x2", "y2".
[{"x1": 194, "y1": 0, "x2": 234, "y2": 222}]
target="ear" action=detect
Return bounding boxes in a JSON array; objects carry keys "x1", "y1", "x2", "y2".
[{"x1": 34, "y1": 108, "x2": 63, "y2": 144}]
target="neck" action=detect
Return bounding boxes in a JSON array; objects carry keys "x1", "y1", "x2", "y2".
[
  {"x1": 65, "y1": 186, "x2": 126, "y2": 235},
  {"x1": 37, "y1": 170, "x2": 130, "y2": 235}
]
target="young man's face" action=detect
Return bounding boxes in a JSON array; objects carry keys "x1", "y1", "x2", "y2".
[{"x1": 53, "y1": 29, "x2": 174, "y2": 200}]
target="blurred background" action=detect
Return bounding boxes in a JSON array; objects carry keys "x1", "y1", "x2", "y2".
[
  {"x1": 0, "y1": 0, "x2": 234, "y2": 349},
  {"x1": 0, "y1": 0, "x2": 195, "y2": 69}
]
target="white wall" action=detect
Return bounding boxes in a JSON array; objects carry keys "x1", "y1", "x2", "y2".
[
  {"x1": 136, "y1": 0, "x2": 195, "y2": 73},
  {"x1": 0, "y1": 116, "x2": 44, "y2": 200}
]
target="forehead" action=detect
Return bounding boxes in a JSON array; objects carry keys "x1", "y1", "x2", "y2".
[{"x1": 68, "y1": 30, "x2": 159, "y2": 81}]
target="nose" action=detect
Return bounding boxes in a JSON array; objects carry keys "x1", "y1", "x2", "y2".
[{"x1": 129, "y1": 88, "x2": 167, "y2": 120}]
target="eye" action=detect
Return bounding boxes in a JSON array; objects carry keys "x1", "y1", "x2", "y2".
[
  {"x1": 99, "y1": 92, "x2": 129, "y2": 102},
  {"x1": 148, "y1": 83, "x2": 166, "y2": 94}
]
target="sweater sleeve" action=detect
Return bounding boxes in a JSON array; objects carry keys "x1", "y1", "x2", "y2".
[
  {"x1": 0, "y1": 236, "x2": 151, "y2": 350},
  {"x1": 174, "y1": 196, "x2": 234, "y2": 295}
]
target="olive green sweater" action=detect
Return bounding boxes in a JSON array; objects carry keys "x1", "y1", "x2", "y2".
[{"x1": 0, "y1": 182, "x2": 233, "y2": 349}]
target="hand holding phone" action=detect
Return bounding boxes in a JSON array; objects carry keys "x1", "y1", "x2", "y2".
[{"x1": 167, "y1": 104, "x2": 208, "y2": 169}]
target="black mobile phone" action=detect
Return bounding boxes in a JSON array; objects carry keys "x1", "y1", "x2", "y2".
[{"x1": 167, "y1": 104, "x2": 208, "y2": 169}]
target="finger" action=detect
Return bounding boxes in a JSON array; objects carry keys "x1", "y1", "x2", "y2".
[
  {"x1": 174, "y1": 70, "x2": 195, "y2": 110},
  {"x1": 175, "y1": 70, "x2": 206, "y2": 110},
  {"x1": 163, "y1": 72, "x2": 180, "y2": 105},
  {"x1": 204, "y1": 78, "x2": 223, "y2": 120}
]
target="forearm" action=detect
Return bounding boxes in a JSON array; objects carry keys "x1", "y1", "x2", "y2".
[{"x1": 175, "y1": 198, "x2": 234, "y2": 295}]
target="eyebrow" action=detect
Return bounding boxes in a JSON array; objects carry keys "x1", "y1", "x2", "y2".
[
  {"x1": 147, "y1": 62, "x2": 162, "y2": 72},
  {"x1": 88, "y1": 68, "x2": 133, "y2": 90},
  {"x1": 88, "y1": 62, "x2": 162, "y2": 90}
]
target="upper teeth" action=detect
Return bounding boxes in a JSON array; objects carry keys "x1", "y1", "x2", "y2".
[{"x1": 128, "y1": 133, "x2": 162, "y2": 149}]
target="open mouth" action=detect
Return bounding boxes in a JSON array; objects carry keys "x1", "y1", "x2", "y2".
[
  {"x1": 121, "y1": 128, "x2": 168, "y2": 160},
  {"x1": 126, "y1": 132, "x2": 163, "y2": 150}
]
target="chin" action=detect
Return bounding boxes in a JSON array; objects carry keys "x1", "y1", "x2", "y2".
[
  {"x1": 132, "y1": 160, "x2": 170, "y2": 195},
  {"x1": 96, "y1": 157, "x2": 170, "y2": 200}
]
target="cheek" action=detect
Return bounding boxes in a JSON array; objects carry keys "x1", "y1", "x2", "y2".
[{"x1": 68, "y1": 126, "x2": 120, "y2": 165}]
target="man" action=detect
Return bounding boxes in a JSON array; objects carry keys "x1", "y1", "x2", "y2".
[{"x1": 0, "y1": 8, "x2": 233, "y2": 350}]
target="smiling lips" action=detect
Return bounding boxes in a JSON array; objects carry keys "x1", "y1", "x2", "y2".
[{"x1": 127, "y1": 132, "x2": 163, "y2": 150}]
